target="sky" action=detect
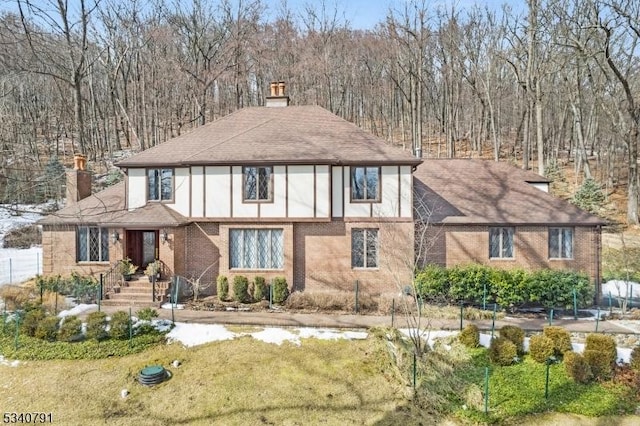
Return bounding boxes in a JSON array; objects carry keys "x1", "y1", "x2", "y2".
[{"x1": 272, "y1": 0, "x2": 523, "y2": 30}]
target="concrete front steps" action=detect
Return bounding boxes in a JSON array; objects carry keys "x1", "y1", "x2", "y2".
[{"x1": 101, "y1": 275, "x2": 171, "y2": 307}]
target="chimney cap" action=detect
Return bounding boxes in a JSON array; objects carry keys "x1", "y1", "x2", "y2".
[
  {"x1": 266, "y1": 81, "x2": 289, "y2": 107},
  {"x1": 73, "y1": 153, "x2": 87, "y2": 171}
]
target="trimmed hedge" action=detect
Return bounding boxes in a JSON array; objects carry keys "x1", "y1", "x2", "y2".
[
  {"x1": 459, "y1": 324, "x2": 480, "y2": 348},
  {"x1": 216, "y1": 275, "x2": 229, "y2": 301},
  {"x1": 564, "y1": 351, "x2": 593, "y2": 384},
  {"x1": 584, "y1": 350, "x2": 613, "y2": 380},
  {"x1": 232, "y1": 276, "x2": 250, "y2": 303},
  {"x1": 585, "y1": 334, "x2": 617, "y2": 365},
  {"x1": 253, "y1": 276, "x2": 267, "y2": 301},
  {"x1": 58, "y1": 315, "x2": 83, "y2": 342},
  {"x1": 85, "y1": 311, "x2": 108, "y2": 341},
  {"x1": 414, "y1": 264, "x2": 593, "y2": 309},
  {"x1": 109, "y1": 311, "x2": 131, "y2": 340},
  {"x1": 489, "y1": 336, "x2": 518, "y2": 366},
  {"x1": 543, "y1": 326, "x2": 573, "y2": 357},
  {"x1": 631, "y1": 346, "x2": 640, "y2": 373},
  {"x1": 529, "y1": 334, "x2": 555, "y2": 363},
  {"x1": 272, "y1": 277, "x2": 289, "y2": 304},
  {"x1": 500, "y1": 325, "x2": 525, "y2": 354}
]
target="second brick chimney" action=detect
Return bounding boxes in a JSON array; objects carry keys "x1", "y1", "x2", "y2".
[{"x1": 66, "y1": 154, "x2": 91, "y2": 206}]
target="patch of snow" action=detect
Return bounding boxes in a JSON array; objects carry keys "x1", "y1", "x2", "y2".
[
  {"x1": 57, "y1": 304, "x2": 98, "y2": 318},
  {"x1": 166, "y1": 323, "x2": 237, "y2": 347},
  {"x1": 160, "y1": 303, "x2": 184, "y2": 310},
  {"x1": 250, "y1": 328, "x2": 301, "y2": 346},
  {"x1": 297, "y1": 328, "x2": 368, "y2": 341},
  {"x1": 0, "y1": 355, "x2": 19, "y2": 367},
  {"x1": 602, "y1": 280, "x2": 640, "y2": 298}
]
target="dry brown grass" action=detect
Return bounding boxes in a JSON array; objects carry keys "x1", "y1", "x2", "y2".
[
  {"x1": 0, "y1": 337, "x2": 439, "y2": 425},
  {"x1": 0, "y1": 284, "x2": 33, "y2": 310},
  {"x1": 286, "y1": 291, "x2": 378, "y2": 313}
]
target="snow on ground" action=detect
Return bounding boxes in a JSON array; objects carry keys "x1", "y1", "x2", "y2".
[
  {"x1": 165, "y1": 323, "x2": 369, "y2": 347},
  {"x1": 602, "y1": 280, "x2": 640, "y2": 299},
  {"x1": 0, "y1": 203, "x2": 50, "y2": 286},
  {"x1": 0, "y1": 355, "x2": 20, "y2": 367},
  {"x1": 57, "y1": 304, "x2": 98, "y2": 318}
]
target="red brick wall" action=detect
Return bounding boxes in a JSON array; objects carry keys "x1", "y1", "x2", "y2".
[
  {"x1": 420, "y1": 224, "x2": 600, "y2": 283},
  {"x1": 294, "y1": 221, "x2": 414, "y2": 295}
]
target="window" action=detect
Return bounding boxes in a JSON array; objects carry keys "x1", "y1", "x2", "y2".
[
  {"x1": 230, "y1": 229, "x2": 283, "y2": 269},
  {"x1": 77, "y1": 227, "x2": 109, "y2": 262},
  {"x1": 148, "y1": 169, "x2": 173, "y2": 201},
  {"x1": 489, "y1": 227, "x2": 514, "y2": 259},
  {"x1": 244, "y1": 166, "x2": 272, "y2": 201},
  {"x1": 351, "y1": 166, "x2": 380, "y2": 201},
  {"x1": 352, "y1": 229, "x2": 378, "y2": 268},
  {"x1": 549, "y1": 227, "x2": 573, "y2": 259}
]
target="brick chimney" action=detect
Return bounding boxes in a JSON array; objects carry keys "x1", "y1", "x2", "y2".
[
  {"x1": 66, "y1": 154, "x2": 91, "y2": 206},
  {"x1": 265, "y1": 81, "x2": 289, "y2": 107}
]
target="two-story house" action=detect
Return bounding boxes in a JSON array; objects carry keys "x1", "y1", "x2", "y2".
[
  {"x1": 39, "y1": 84, "x2": 421, "y2": 296},
  {"x1": 39, "y1": 83, "x2": 605, "y2": 302}
]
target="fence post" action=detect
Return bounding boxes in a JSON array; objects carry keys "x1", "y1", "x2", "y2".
[
  {"x1": 484, "y1": 367, "x2": 489, "y2": 414},
  {"x1": 548, "y1": 308, "x2": 554, "y2": 326},
  {"x1": 269, "y1": 281, "x2": 273, "y2": 310},
  {"x1": 595, "y1": 307, "x2": 600, "y2": 332},
  {"x1": 412, "y1": 352, "x2": 417, "y2": 392},
  {"x1": 391, "y1": 298, "x2": 395, "y2": 328},
  {"x1": 128, "y1": 307, "x2": 133, "y2": 347},
  {"x1": 491, "y1": 303, "x2": 497, "y2": 339},
  {"x1": 459, "y1": 300, "x2": 464, "y2": 331},
  {"x1": 573, "y1": 288, "x2": 578, "y2": 320},
  {"x1": 152, "y1": 273, "x2": 156, "y2": 302},
  {"x1": 14, "y1": 313, "x2": 20, "y2": 350},
  {"x1": 608, "y1": 291, "x2": 612, "y2": 315},
  {"x1": 483, "y1": 282, "x2": 487, "y2": 311}
]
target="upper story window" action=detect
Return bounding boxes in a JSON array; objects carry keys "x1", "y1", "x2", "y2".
[
  {"x1": 489, "y1": 227, "x2": 514, "y2": 259},
  {"x1": 77, "y1": 226, "x2": 109, "y2": 262},
  {"x1": 351, "y1": 166, "x2": 380, "y2": 201},
  {"x1": 244, "y1": 166, "x2": 272, "y2": 202},
  {"x1": 148, "y1": 168, "x2": 173, "y2": 201},
  {"x1": 549, "y1": 227, "x2": 573, "y2": 259}
]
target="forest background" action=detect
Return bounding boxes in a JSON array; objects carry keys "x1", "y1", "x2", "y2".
[{"x1": 0, "y1": 0, "x2": 638, "y2": 226}]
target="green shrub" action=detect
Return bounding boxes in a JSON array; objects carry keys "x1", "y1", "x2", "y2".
[
  {"x1": 136, "y1": 307, "x2": 158, "y2": 321},
  {"x1": 85, "y1": 311, "x2": 108, "y2": 341},
  {"x1": 564, "y1": 351, "x2": 593, "y2": 384},
  {"x1": 500, "y1": 325, "x2": 525, "y2": 354},
  {"x1": 448, "y1": 264, "x2": 493, "y2": 304},
  {"x1": 492, "y1": 268, "x2": 528, "y2": 308},
  {"x1": 20, "y1": 307, "x2": 46, "y2": 337},
  {"x1": 67, "y1": 272, "x2": 99, "y2": 303},
  {"x1": 253, "y1": 276, "x2": 267, "y2": 301},
  {"x1": 216, "y1": 275, "x2": 229, "y2": 301},
  {"x1": 58, "y1": 315, "x2": 83, "y2": 342},
  {"x1": 415, "y1": 264, "x2": 449, "y2": 301},
  {"x1": 528, "y1": 334, "x2": 555, "y2": 363},
  {"x1": 35, "y1": 316, "x2": 59, "y2": 341},
  {"x1": 631, "y1": 346, "x2": 640, "y2": 372},
  {"x1": 584, "y1": 350, "x2": 613, "y2": 381},
  {"x1": 272, "y1": 276, "x2": 289, "y2": 304},
  {"x1": 585, "y1": 334, "x2": 617, "y2": 366},
  {"x1": 109, "y1": 311, "x2": 131, "y2": 340},
  {"x1": 459, "y1": 324, "x2": 480, "y2": 348},
  {"x1": 232, "y1": 275, "x2": 250, "y2": 303},
  {"x1": 489, "y1": 336, "x2": 518, "y2": 366},
  {"x1": 543, "y1": 326, "x2": 573, "y2": 357},
  {"x1": 525, "y1": 269, "x2": 593, "y2": 309}
]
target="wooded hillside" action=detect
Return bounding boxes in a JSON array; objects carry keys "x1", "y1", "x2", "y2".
[{"x1": 0, "y1": 0, "x2": 638, "y2": 223}]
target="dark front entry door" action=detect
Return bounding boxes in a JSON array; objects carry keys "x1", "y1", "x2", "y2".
[{"x1": 126, "y1": 230, "x2": 158, "y2": 269}]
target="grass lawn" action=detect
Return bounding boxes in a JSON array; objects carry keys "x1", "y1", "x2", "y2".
[{"x1": 0, "y1": 337, "x2": 434, "y2": 425}]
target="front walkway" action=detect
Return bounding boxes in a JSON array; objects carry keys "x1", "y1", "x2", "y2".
[{"x1": 82, "y1": 304, "x2": 640, "y2": 334}]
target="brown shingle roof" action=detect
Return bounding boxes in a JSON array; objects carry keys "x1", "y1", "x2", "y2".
[
  {"x1": 115, "y1": 106, "x2": 421, "y2": 167},
  {"x1": 38, "y1": 182, "x2": 188, "y2": 227},
  {"x1": 413, "y1": 159, "x2": 605, "y2": 226}
]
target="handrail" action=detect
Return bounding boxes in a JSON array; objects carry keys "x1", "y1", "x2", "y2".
[{"x1": 99, "y1": 262, "x2": 122, "y2": 300}]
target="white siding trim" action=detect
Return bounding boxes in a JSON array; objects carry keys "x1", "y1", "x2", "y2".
[
  {"x1": 191, "y1": 166, "x2": 204, "y2": 217},
  {"x1": 287, "y1": 165, "x2": 315, "y2": 217},
  {"x1": 332, "y1": 166, "x2": 343, "y2": 217},
  {"x1": 261, "y1": 165, "x2": 287, "y2": 217},
  {"x1": 128, "y1": 168, "x2": 146, "y2": 210}
]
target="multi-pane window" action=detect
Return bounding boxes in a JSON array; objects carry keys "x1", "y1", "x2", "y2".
[
  {"x1": 148, "y1": 169, "x2": 173, "y2": 201},
  {"x1": 549, "y1": 227, "x2": 573, "y2": 259},
  {"x1": 352, "y1": 229, "x2": 378, "y2": 268},
  {"x1": 77, "y1": 227, "x2": 109, "y2": 262},
  {"x1": 489, "y1": 227, "x2": 514, "y2": 259},
  {"x1": 230, "y1": 229, "x2": 283, "y2": 269},
  {"x1": 244, "y1": 166, "x2": 272, "y2": 201},
  {"x1": 351, "y1": 166, "x2": 380, "y2": 201}
]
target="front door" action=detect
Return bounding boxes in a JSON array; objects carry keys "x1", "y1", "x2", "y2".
[{"x1": 126, "y1": 230, "x2": 158, "y2": 269}]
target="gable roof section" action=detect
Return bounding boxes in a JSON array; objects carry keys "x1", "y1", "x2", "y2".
[
  {"x1": 115, "y1": 106, "x2": 421, "y2": 167},
  {"x1": 38, "y1": 182, "x2": 188, "y2": 227},
  {"x1": 414, "y1": 159, "x2": 605, "y2": 226}
]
